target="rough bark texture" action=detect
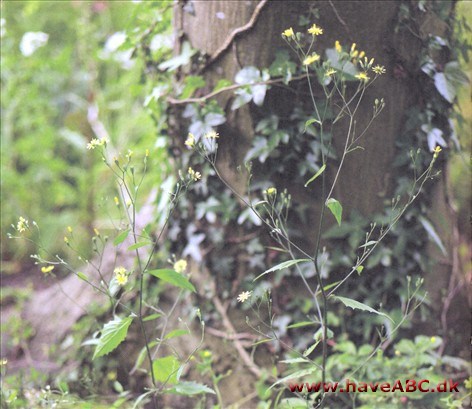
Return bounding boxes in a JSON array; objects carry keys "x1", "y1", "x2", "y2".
[{"x1": 178, "y1": 0, "x2": 419, "y2": 215}]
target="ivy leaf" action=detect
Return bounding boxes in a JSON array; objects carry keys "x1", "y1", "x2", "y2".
[
  {"x1": 167, "y1": 381, "x2": 215, "y2": 396},
  {"x1": 158, "y1": 41, "x2": 196, "y2": 71},
  {"x1": 148, "y1": 269, "x2": 196, "y2": 292},
  {"x1": 326, "y1": 198, "x2": 342, "y2": 226},
  {"x1": 180, "y1": 75, "x2": 205, "y2": 99},
  {"x1": 152, "y1": 355, "x2": 180, "y2": 384},
  {"x1": 254, "y1": 259, "x2": 311, "y2": 281},
  {"x1": 113, "y1": 229, "x2": 130, "y2": 246},
  {"x1": 93, "y1": 316, "x2": 133, "y2": 360},
  {"x1": 333, "y1": 296, "x2": 393, "y2": 322},
  {"x1": 304, "y1": 164, "x2": 326, "y2": 187}
]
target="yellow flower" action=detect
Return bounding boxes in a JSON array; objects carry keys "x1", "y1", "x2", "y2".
[
  {"x1": 335, "y1": 40, "x2": 342, "y2": 53},
  {"x1": 325, "y1": 68, "x2": 336, "y2": 77},
  {"x1": 358, "y1": 51, "x2": 366, "y2": 59},
  {"x1": 114, "y1": 266, "x2": 128, "y2": 286},
  {"x1": 265, "y1": 187, "x2": 277, "y2": 196},
  {"x1": 237, "y1": 291, "x2": 252, "y2": 303},
  {"x1": 94, "y1": 228, "x2": 100, "y2": 236},
  {"x1": 204, "y1": 130, "x2": 219, "y2": 139},
  {"x1": 430, "y1": 336, "x2": 436, "y2": 343},
  {"x1": 351, "y1": 50, "x2": 359, "y2": 59},
  {"x1": 145, "y1": 149, "x2": 149, "y2": 157},
  {"x1": 350, "y1": 43, "x2": 356, "y2": 53},
  {"x1": 188, "y1": 167, "x2": 202, "y2": 181},
  {"x1": 355, "y1": 72, "x2": 370, "y2": 82},
  {"x1": 282, "y1": 27, "x2": 295, "y2": 38},
  {"x1": 86, "y1": 137, "x2": 109, "y2": 150},
  {"x1": 41, "y1": 265, "x2": 55, "y2": 274},
  {"x1": 372, "y1": 65, "x2": 386, "y2": 75},
  {"x1": 67, "y1": 226, "x2": 73, "y2": 233},
  {"x1": 16, "y1": 216, "x2": 29, "y2": 232},
  {"x1": 308, "y1": 24, "x2": 323, "y2": 36},
  {"x1": 64, "y1": 236, "x2": 69, "y2": 244},
  {"x1": 0, "y1": 358, "x2": 7, "y2": 366},
  {"x1": 433, "y1": 146, "x2": 442, "y2": 158},
  {"x1": 173, "y1": 259, "x2": 187, "y2": 274},
  {"x1": 114, "y1": 196, "x2": 120, "y2": 206},
  {"x1": 185, "y1": 133, "x2": 195, "y2": 148},
  {"x1": 303, "y1": 53, "x2": 320, "y2": 65}
]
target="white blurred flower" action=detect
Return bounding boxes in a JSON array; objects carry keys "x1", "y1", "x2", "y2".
[
  {"x1": 104, "y1": 31, "x2": 126, "y2": 53},
  {"x1": 102, "y1": 31, "x2": 134, "y2": 70},
  {"x1": 1, "y1": 19, "x2": 6, "y2": 38},
  {"x1": 20, "y1": 31, "x2": 49, "y2": 56}
]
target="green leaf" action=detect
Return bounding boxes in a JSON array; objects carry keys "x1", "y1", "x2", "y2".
[
  {"x1": 167, "y1": 381, "x2": 215, "y2": 396},
  {"x1": 143, "y1": 313, "x2": 161, "y2": 322},
  {"x1": 269, "y1": 367, "x2": 317, "y2": 389},
  {"x1": 254, "y1": 258, "x2": 311, "y2": 281},
  {"x1": 287, "y1": 321, "x2": 316, "y2": 329},
  {"x1": 419, "y1": 216, "x2": 447, "y2": 255},
  {"x1": 213, "y1": 79, "x2": 232, "y2": 92},
  {"x1": 356, "y1": 265, "x2": 364, "y2": 274},
  {"x1": 304, "y1": 164, "x2": 326, "y2": 187},
  {"x1": 128, "y1": 241, "x2": 151, "y2": 251},
  {"x1": 165, "y1": 329, "x2": 190, "y2": 340},
  {"x1": 148, "y1": 269, "x2": 196, "y2": 292},
  {"x1": 333, "y1": 296, "x2": 393, "y2": 322},
  {"x1": 303, "y1": 342, "x2": 320, "y2": 356},
  {"x1": 314, "y1": 327, "x2": 334, "y2": 341},
  {"x1": 180, "y1": 75, "x2": 205, "y2": 99},
  {"x1": 152, "y1": 355, "x2": 180, "y2": 384},
  {"x1": 279, "y1": 357, "x2": 310, "y2": 364},
  {"x1": 93, "y1": 316, "x2": 133, "y2": 360},
  {"x1": 359, "y1": 240, "x2": 377, "y2": 248},
  {"x1": 304, "y1": 118, "x2": 321, "y2": 132},
  {"x1": 113, "y1": 229, "x2": 130, "y2": 246},
  {"x1": 326, "y1": 198, "x2": 342, "y2": 226}
]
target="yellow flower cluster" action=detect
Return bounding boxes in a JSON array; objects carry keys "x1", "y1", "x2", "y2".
[
  {"x1": 114, "y1": 266, "x2": 128, "y2": 286},
  {"x1": 188, "y1": 167, "x2": 202, "y2": 181},
  {"x1": 185, "y1": 133, "x2": 195, "y2": 148},
  {"x1": 372, "y1": 65, "x2": 386, "y2": 75},
  {"x1": 41, "y1": 265, "x2": 54, "y2": 274},
  {"x1": 308, "y1": 23, "x2": 323, "y2": 36},
  {"x1": 86, "y1": 137, "x2": 109, "y2": 150},
  {"x1": 325, "y1": 68, "x2": 336, "y2": 77},
  {"x1": 355, "y1": 72, "x2": 370, "y2": 82},
  {"x1": 282, "y1": 27, "x2": 294, "y2": 38},
  {"x1": 237, "y1": 291, "x2": 252, "y2": 303},
  {"x1": 282, "y1": 23, "x2": 323, "y2": 39},
  {"x1": 16, "y1": 216, "x2": 29, "y2": 232},
  {"x1": 173, "y1": 259, "x2": 187, "y2": 274},
  {"x1": 303, "y1": 53, "x2": 320, "y2": 66},
  {"x1": 204, "y1": 130, "x2": 219, "y2": 139}
]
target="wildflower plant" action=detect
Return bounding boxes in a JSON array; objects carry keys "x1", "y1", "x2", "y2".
[
  {"x1": 9, "y1": 137, "x2": 213, "y2": 408},
  {"x1": 183, "y1": 23, "x2": 448, "y2": 408}
]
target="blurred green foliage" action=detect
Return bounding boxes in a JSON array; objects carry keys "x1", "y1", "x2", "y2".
[{"x1": 1, "y1": 1, "x2": 168, "y2": 269}]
